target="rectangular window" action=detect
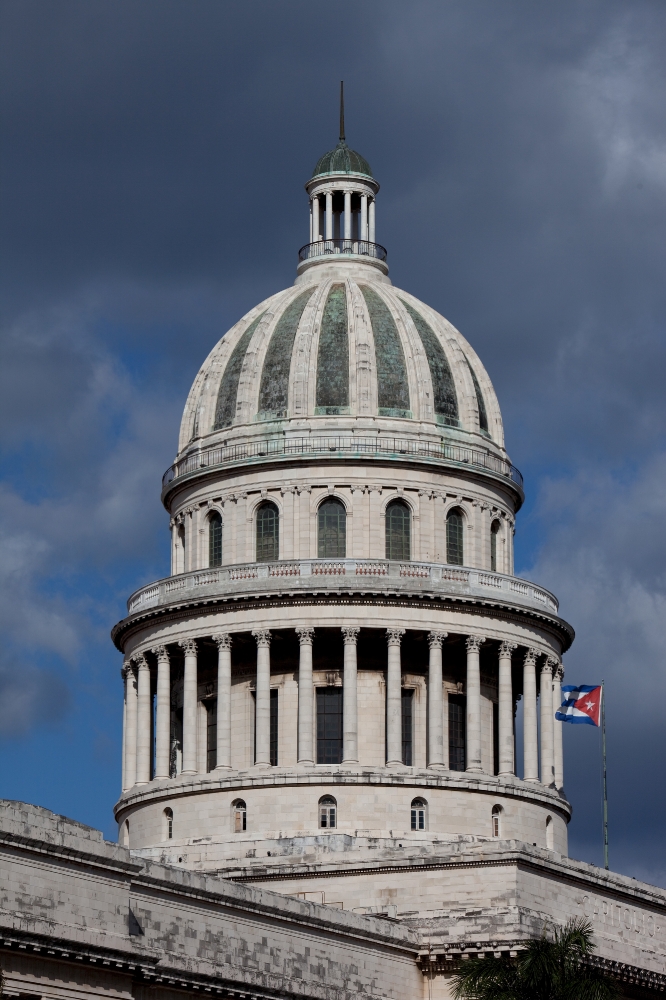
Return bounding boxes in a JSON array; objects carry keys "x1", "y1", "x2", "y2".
[
  {"x1": 206, "y1": 698, "x2": 217, "y2": 772},
  {"x1": 449, "y1": 694, "x2": 466, "y2": 771},
  {"x1": 402, "y1": 689, "x2": 413, "y2": 765},
  {"x1": 317, "y1": 687, "x2": 343, "y2": 764},
  {"x1": 252, "y1": 689, "x2": 279, "y2": 766}
]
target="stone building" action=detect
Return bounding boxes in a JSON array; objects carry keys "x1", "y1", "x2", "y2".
[{"x1": 2, "y1": 126, "x2": 666, "y2": 1000}]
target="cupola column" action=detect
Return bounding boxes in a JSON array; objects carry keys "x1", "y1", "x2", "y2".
[
  {"x1": 296, "y1": 628, "x2": 315, "y2": 765},
  {"x1": 540, "y1": 658, "x2": 555, "y2": 786},
  {"x1": 465, "y1": 636, "x2": 485, "y2": 773},
  {"x1": 342, "y1": 627, "x2": 360, "y2": 763},
  {"x1": 344, "y1": 191, "x2": 352, "y2": 240},
  {"x1": 368, "y1": 198, "x2": 376, "y2": 242},
  {"x1": 360, "y1": 195, "x2": 368, "y2": 241},
  {"x1": 523, "y1": 648, "x2": 539, "y2": 782},
  {"x1": 386, "y1": 629, "x2": 405, "y2": 765},
  {"x1": 325, "y1": 191, "x2": 333, "y2": 240},
  {"x1": 498, "y1": 642, "x2": 517, "y2": 776},
  {"x1": 253, "y1": 630, "x2": 272, "y2": 766},
  {"x1": 153, "y1": 645, "x2": 171, "y2": 780},
  {"x1": 427, "y1": 632, "x2": 447, "y2": 769},
  {"x1": 213, "y1": 633, "x2": 232, "y2": 770},
  {"x1": 122, "y1": 661, "x2": 137, "y2": 791},
  {"x1": 553, "y1": 663, "x2": 564, "y2": 789},
  {"x1": 179, "y1": 639, "x2": 199, "y2": 775},
  {"x1": 312, "y1": 196, "x2": 320, "y2": 241},
  {"x1": 135, "y1": 653, "x2": 152, "y2": 785}
]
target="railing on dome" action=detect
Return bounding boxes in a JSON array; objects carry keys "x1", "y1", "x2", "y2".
[
  {"x1": 162, "y1": 436, "x2": 524, "y2": 491},
  {"x1": 298, "y1": 238, "x2": 388, "y2": 263}
]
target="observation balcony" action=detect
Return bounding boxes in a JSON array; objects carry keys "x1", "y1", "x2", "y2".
[
  {"x1": 298, "y1": 238, "x2": 387, "y2": 263},
  {"x1": 162, "y1": 434, "x2": 523, "y2": 493},
  {"x1": 124, "y1": 559, "x2": 560, "y2": 619}
]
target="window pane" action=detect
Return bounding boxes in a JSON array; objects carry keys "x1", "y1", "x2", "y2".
[
  {"x1": 256, "y1": 503, "x2": 279, "y2": 562},
  {"x1": 206, "y1": 699, "x2": 217, "y2": 771},
  {"x1": 401, "y1": 689, "x2": 413, "y2": 765},
  {"x1": 270, "y1": 689, "x2": 278, "y2": 766},
  {"x1": 385, "y1": 502, "x2": 410, "y2": 560},
  {"x1": 317, "y1": 687, "x2": 343, "y2": 764},
  {"x1": 449, "y1": 694, "x2": 466, "y2": 771},
  {"x1": 209, "y1": 513, "x2": 223, "y2": 567},
  {"x1": 318, "y1": 500, "x2": 346, "y2": 558},
  {"x1": 490, "y1": 521, "x2": 499, "y2": 572},
  {"x1": 446, "y1": 510, "x2": 464, "y2": 565}
]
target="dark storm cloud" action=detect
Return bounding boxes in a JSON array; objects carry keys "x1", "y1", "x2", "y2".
[{"x1": 1, "y1": 0, "x2": 665, "y2": 867}]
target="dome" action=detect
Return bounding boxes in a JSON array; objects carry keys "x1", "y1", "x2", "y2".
[
  {"x1": 179, "y1": 269, "x2": 507, "y2": 462},
  {"x1": 311, "y1": 140, "x2": 373, "y2": 179}
]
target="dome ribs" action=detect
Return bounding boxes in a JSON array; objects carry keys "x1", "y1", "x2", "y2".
[
  {"x1": 257, "y1": 289, "x2": 315, "y2": 421},
  {"x1": 315, "y1": 284, "x2": 350, "y2": 415},
  {"x1": 400, "y1": 299, "x2": 460, "y2": 428},
  {"x1": 360, "y1": 286, "x2": 411, "y2": 419},
  {"x1": 213, "y1": 312, "x2": 266, "y2": 430},
  {"x1": 463, "y1": 355, "x2": 489, "y2": 435}
]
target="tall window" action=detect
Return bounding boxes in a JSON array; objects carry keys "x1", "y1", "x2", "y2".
[
  {"x1": 164, "y1": 808, "x2": 173, "y2": 840},
  {"x1": 319, "y1": 796, "x2": 337, "y2": 829},
  {"x1": 446, "y1": 508, "x2": 464, "y2": 565},
  {"x1": 490, "y1": 520, "x2": 500, "y2": 572},
  {"x1": 546, "y1": 815, "x2": 553, "y2": 849},
  {"x1": 493, "y1": 702, "x2": 499, "y2": 776},
  {"x1": 318, "y1": 499, "x2": 346, "y2": 557},
  {"x1": 252, "y1": 689, "x2": 278, "y2": 765},
  {"x1": 256, "y1": 502, "x2": 279, "y2": 562},
  {"x1": 233, "y1": 799, "x2": 246, "y2": 833},
  {"x1": 206, "y1": 699, "x2": 217, "y2": 771},
  {"x1": 209, "y1": 512, "x2": 222, "y2": 567},
  {"x1": 411, "y1": 798, "x2": 427, "y2": 831},
  {"x1": 492, "y1": 805, "x2": 501, "y2": 838},
  {"x1": 385, "y1": 501, "x2": 411, "y2": 560},
  {"x1": 317, "y1": 687, "x2": 343, "y2": 764},
  {"x1": 402, "y1": 689, "x2": 413, "y2": 765},
  {"x1": 449, "y1": 694, "x2": 466, "y2": 771}
]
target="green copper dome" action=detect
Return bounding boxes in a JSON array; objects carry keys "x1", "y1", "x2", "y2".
[{"x1": 311, "y1": 140, "x2": 373, "y2": 179}]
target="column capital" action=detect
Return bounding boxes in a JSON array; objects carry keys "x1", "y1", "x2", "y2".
[
  {"x1": 499, "y1": 641, "x2": 517, "y2": 657},
  {"x1": 252, "y1": 629, "x2": 272, "y2": 647},
  {"x1": 341, "y1": 627, "x2": 360, "y2": 645},
  {"x1": 524, "y1": 646, "x2": 539, "y2": 666},
  {"x1": 466, "y1": 635, "x2": 486, "y2": 652},
  {"x1": 427, "y1": 631, "x2": 447, "y2": 649},
  {"x1": 296, "y1": 628, "x2": 315, "y2": 645},
  {"x1": 179, "y1": 638, "x2": 198, "y2": 656},
  {"x1": 386, "y1": 628, "x2": 405, "y2": 646},
  {"x1": 133, "y1": 651, "x2": 149, "y2": 670},
  {"x1": 554, "y1": 662, "x2": 565, "y2": 680},
  {"x1": 546, "y1": 655, "x2": 560, "y2": 671},
  {"x1": 152, "y1": 644, "x2": 170, "y2": 663},
  {"x1": 541, "y1": 657, "x2": 555, "y2": 675},
  {"x1": 212, "y1": 632, "x2": 232, "y2": 650},
  {"x1": 122, "y1": 659, "x2": 134, "y2": 680}
]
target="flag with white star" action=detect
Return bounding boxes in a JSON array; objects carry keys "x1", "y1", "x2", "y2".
[{"x1": 556, "y1": 685, "x2": 602, "y2": 726}]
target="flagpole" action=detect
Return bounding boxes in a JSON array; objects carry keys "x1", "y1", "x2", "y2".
[{"x1": 601, "y1": 679, "x2": 609, "y2": 871}]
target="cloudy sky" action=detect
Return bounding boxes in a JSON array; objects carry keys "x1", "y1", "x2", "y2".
[{"x1": 1, "y1": 0, "x2": 665, "y2": 881}]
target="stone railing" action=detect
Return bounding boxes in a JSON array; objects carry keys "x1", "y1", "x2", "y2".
[{"x1": 127, "y1": 560, "x2": 558, "y2": 616}]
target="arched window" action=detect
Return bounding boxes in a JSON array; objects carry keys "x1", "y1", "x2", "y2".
[
  {"x1": 319, "y1": 795, "x2": 337, "y2": 829},
  {"x1": 176, "y1": 524, "x2": 185, "y2": 574},
  {"x1": 411, "y1": 798, "x2": 427, "y2": 831},
  {"x1": 490, "y1": 520, "x2": 500, "y2": 573},
  {"x1": 385, "y1": 500, "x2": 411, "y2": 560},
  {"x1": 209, "y1": 512, "x2": 222, "y2": 567},
  {"x1": 164, "y1": 808, "x2": 173, "y2": 840},
  {"x1": 256, "y1": 502, "x2": 279, "y2": 562},
  {"x1": 232, "y1": 799, "x2": 247, "y2": 833},
  {"x1": 318, "y1": 499, "x2": 346, "y2": 558},
  {"x1": 546, "y1": 815, "x2": 553, "y2": 850},
  {"x1": 492, "y1": 805, "x2": 502, "y2": 838},
  {"x1": 122, "y1": 819, "x2": 130, "y2": 846},
  {"x1": 446, "y1": 508, "x2": 464, "y2": 565}
]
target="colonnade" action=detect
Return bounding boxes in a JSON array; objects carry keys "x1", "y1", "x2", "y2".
[
  {"x1": 310, "y1": 191, "x2": 376, "y2": 244},
  {"x1": 121, "y1": 631, "x2": 564, "y2": 794}
]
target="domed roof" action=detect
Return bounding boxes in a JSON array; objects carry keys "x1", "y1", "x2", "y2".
[
  {"x1": 179, "y1": 272, "x2": 506, "y2": 458},
  {"x1": 312, "y1": 140, "x2": 373, "y2": 179}
]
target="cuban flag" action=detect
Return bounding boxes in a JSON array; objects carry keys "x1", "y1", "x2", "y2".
[{"x1": 556, "y1": 685, "x2": 602, "y2": 726}]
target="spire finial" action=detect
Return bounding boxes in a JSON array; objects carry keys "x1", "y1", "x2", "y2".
[{"x1": 339, "y1": 80, "x2": 345, "y2": 142}]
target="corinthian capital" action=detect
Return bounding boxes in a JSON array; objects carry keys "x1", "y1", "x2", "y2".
[
  {"x1": 542, "y1": 657, "x2": 556, "y2": 675},
  {"x1": 341, "y1": 627, "x2": 360, "y2": 645},
  {"x1": 152, "y1": 645, "x2": 170, "y2": 663},
  {"x1": 466, "y1": 635, "x2": 485, "y2": 652},
  {"x1": 499, "y1": 641, "x2": 517, "y2": 657},
  {"x1": 212, "y1": 633, "x2": 232, "y2": 650},
  {"x1": 427, "y1": 631, "x2": 447, "y2": 649},
  {"x1": 386, "y1": 628, "x2": 405, "y2": 646},
  {"x1": 179, "y1": 639, "x2": 198, "y2": 656},
  {"x1": 133, "y1": 652, "x2": 149, "y2": 670},
  {"x1": 524, "y1": 647, "x2": 538, "y2": 666},
  {"x1": 252, "y1": 629, "x2": 272, "y2": 647},
  {"x1": 296, "y1": 628, "x2": 315, "y2": 645}
]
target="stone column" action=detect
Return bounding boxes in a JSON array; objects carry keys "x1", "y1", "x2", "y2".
[
  {"x1": 179, "y1": 639, "x2": 198, "y2": 775},
  {"x1": 344, "y1": 190, "x2": 352, "y2": 240},
  {"x1": 253, "y1": 630, "x2": 272, "y2": 766},
  {"x1": 213, "y1": 633, "x2": 232, "y2": 770},
  {"x1": 465, "y1": 636, "x2": 485, "y2": 772},
  {"x1": 325, "y1": 191, "x2": 333, "y2": 240},
  {"x1": 296, "y1": 628, "x2": 314, "y2": 764},
  {"x1": 312, "y1": 196, "x2": 320, "y2": 240},
  {"x1": 385, "y1": 628, "x2": 405, "y2": 765},
  {"x1": 553, "y1": 662, "x2": 564, "y2": 789},
  {"x1": 153, "y1": 645, "x2": 171, "y2": 780},
  {"x1": 135, "y1": 653, "x2": 152, "y2": 785},
  {"x1": 360, "y1": 194, "x2": 368, "y2": 241},
  {"x1": 342, "y1": 627, "x2": 360, "y2": 763},
  {"x1": 523, "y1": 648, "x2": 539, "y2": 782},
  {"x1": 122, "y1": 661, "x2": 137, "y2": 791},
  {"x1": 540, "y1": 657, "x2": 555, "y2": 786},
  {"x1": 369, "y1": 198, "x2": 376, "y2": 242},
  {"x1": 498, "y1": 641, "x2": 517, "y2": 776},
  {"x1": 427, "y1": 632, "x2": 447, "y2": 768}
]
